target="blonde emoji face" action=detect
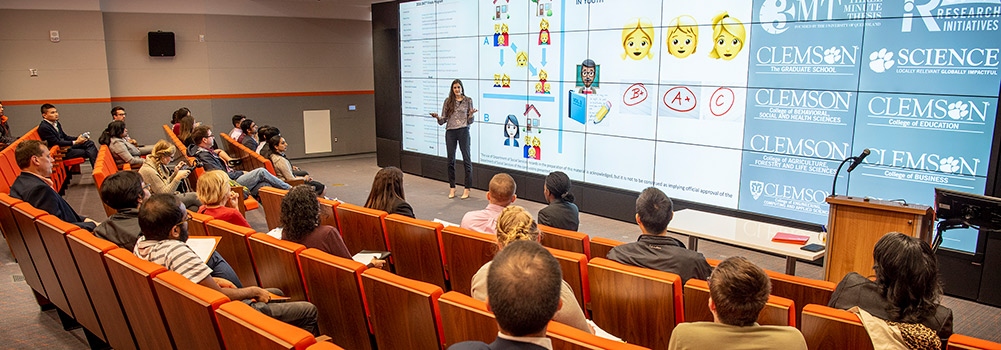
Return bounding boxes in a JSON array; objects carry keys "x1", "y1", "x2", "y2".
[
  {"x1": 516, "y1": 52, "x2": 528, "y2": 67},
  {"x1": 666, "y1": 16, "x2": 698, "y2": 59},
  {"x1": 539, "y1": 70, "x2": 548, "y2": 81},
  {"x1": 709, "y1": 13, "x2": 745, "y2": 61},
  {"x1": 540, "y1": 31, "x2": 550, "y2": 44},
  {"x1": 501, "y1": 74, "x2": 511, "y2": 87},
  {"x1": 532, "y1": 137, "x2": 540, "y2": 147},
  {"x1": 540, "y1": 19, "x2": 549, "y2": 31},
  {"x1": 621, "y1": 18, "x2": 655, "y2": 60},
  {"x1": 501, "y1": 24, "x2": 509, "y2": 34}
]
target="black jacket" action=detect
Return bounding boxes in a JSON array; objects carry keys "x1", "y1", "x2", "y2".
[
  {"x1": 9, "y1": 172, "x2": 95, "y2": 231},
  {"x1": 606, "y1": 234, "x2": 712, "y2": 284},
  {"x1": 829, "y1": 272, "x2": 953, "y2": 346},
  {"x1": 37, "y1": 120, "x2": 76, "y2": 148},
  {"x1": 537, "y1": 199, "x2": 579, "y2": 232}
]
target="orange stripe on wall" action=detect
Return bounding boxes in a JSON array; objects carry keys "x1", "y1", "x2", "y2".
[{"x1": 3, "y1": 90, "x2": 375, "y2": 105}]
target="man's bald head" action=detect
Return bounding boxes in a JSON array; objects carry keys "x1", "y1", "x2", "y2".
[
  {"x1": 487, "y1": 240, "x2": 561, "y2": 336},
  {"x1": 488, "y1": 173, "x2": 517, "y2": 206}
]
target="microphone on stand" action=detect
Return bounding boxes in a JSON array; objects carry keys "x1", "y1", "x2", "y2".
[
  {"x1": 846, "y1": 149, "x2": 870, "y2": 173},
  {"x1": 831, "y1": 149, "x2": 870, "y2": 197}
]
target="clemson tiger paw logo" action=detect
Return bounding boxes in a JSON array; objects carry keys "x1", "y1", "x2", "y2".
[
  {"x1": 947, "y1": 102, "x2": 969, "y2": 120},
  {"x1": 868, "y1": 48, "x2": 894, "y2": 73},
  {"x1": 939, "y1": 157, "x2": 960, "y2": 173},
  {"x1": 823, "y1": 47, "x2": 842, "y2": 64}
]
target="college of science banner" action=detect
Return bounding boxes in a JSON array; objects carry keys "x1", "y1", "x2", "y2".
[{"x1": 398, "y1": 0, "x2": 1001, "y2": 235}]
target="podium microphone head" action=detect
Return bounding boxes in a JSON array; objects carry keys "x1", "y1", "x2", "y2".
[{"x1": 847, "y1": 148, "x2": 870, "y2": 173}]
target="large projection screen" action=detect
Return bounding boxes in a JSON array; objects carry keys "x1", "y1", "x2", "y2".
[{"x1": 398, "y1": 0, "x2": 1001, "y2": 253}]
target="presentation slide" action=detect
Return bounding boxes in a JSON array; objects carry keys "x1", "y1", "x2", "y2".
[{"x1": 399, "y1": 0, "x2": 1001, "y2": 253}]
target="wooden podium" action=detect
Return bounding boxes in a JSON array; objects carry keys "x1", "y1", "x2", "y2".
[{"x1": 824, "y1": 195, "x2": 935, "y2": 283}]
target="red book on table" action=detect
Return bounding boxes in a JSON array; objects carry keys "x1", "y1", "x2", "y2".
[{"x1": 772, "y1": 232, "x2": 810, "y2": 245}]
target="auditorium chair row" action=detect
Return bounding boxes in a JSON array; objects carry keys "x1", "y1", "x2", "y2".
[
  {"x1": 160, "y1": 125, "x2": 260, "y2": 214},
  {"x1": 218, "y1": 132, "x2": 305, "y2": 187},
  {"x1": 0, "y1": 126, "x2": 84, "y2": 196}
]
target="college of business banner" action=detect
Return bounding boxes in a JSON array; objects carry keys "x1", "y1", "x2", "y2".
[{"x1": 399, "y1": 0, "x2": 1001, "y2": 252}]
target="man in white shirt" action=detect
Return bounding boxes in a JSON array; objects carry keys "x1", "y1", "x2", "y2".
[
  {"x1": 229, "y1": 114, "x2": 246, "y2": 140},
  {"x1": 460, "y1": 173, "x2": 516, "y2": 234}
]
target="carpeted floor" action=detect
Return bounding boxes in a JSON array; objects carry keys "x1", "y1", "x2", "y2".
[{"x1": 1, "y1": 153, "x2": 998, "y2": 348}]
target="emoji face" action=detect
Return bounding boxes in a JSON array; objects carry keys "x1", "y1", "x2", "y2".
[
  {"x1": 528, "y1": 147, "x2": 536, "y2": 158},
  {"x1": 516, "y1": 52, "x2": 528, "y2": 67},
  {"x1": 532, "y1": 137, "x2": 540, "y2": 147},
  {"x1": 502, "y1": 74, "x2": 511, "y2": 87},
  {"x1": 539, "y1": 70, "x2": 547, "y2": 81},
  {"x1": 581, "y1": 66, "x2": 595, "y2": 87},
  {"x1": 505, "y1": 119, "x2": 518, "y2": 137},
  {"x1": 540, "y1": 19, "x2": 549, "y2": 30},
  {"x1": 501, "y1": 24, "x2": 509, "y2": 34},
  {"x1": 623, "y1": 31, "x2": 652, "y2": 60},
  {"x1": 714, "y1": 31, "x2": 742, "y2": 60},
  {"x1": 498, "y1": 35, "x2": 506, "y2": 45},
  {"x1": 540, "y1": 31, "x2": 550, "y2": 44},
  {"x1": 535, "y1": 83, "x2": 543, "y2": 93},
  {"x1": 668, "y1": 30, "x2": 697, "y2": 58},
  {"x1": 525, "y1": 136, "x2": 532, "y2": 144},
  {"x1": 494, "y1": 74, "x2": 501, "y2": 87},
  {"x1": 495, "y1": 24, "x2": 500, "y2": 34}
]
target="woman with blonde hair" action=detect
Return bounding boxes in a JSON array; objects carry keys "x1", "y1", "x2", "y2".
[
  {"x1": 708, "y1": 12, "x2": 745, "y2": 60},
  {"x1": 138, "y1": 140, "x2": 200, "y2": 210},
  {"x1": 469, "y1": 205, "x2": 593, "y2": 334},
  {"x1": 196, "y1": 170, "x2": 250, "y2": 228}
]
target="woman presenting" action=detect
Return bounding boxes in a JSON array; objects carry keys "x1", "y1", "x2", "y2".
[{"x1": 430, "y1": 79, "x2": 477, "y2": 199}]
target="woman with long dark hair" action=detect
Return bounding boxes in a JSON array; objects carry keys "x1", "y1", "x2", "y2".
[
  {"x1": 430, "y1": 79, "x2": 477, "y2": 199},
  {"x1": 99, "y1": 120, "x2": 146, "y2": 167},
  {"x1": 363, "y1": 166, "x2": 414, "y2": 218},
  {"x1": 262, "y1": 135, "x2": 324, "y2": 196},
  {"x1": 829, "y1": 232, "x2": 953, "y2": 346}
]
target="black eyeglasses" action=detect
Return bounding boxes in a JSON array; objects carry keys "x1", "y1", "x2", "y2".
[{"x1": 175, "y1": 213, "x2": 193, "y2": 227}]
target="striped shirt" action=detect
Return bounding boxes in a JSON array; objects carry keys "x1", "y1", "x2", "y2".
[{"x1": 134, "y1": 237, "x2": 212, "y2": 283}]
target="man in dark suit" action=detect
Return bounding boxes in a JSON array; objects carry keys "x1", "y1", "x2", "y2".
[
  {"x1": 9, "y1": 140, "x2": 97, "y2": 231},
  {"x1": 449, "y1": 240, "x2": 562, "y2": 350},
  {"x1": 37, "y1": 103, "x2": 98, "y2": 167}
]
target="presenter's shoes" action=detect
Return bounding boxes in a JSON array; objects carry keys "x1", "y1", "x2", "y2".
[
  {"x1": 460, "y1": 189, "x2": 470, "y2": 199},
  {"x1": 449, "y1": 189, "x2": 456, "y2": 199}
]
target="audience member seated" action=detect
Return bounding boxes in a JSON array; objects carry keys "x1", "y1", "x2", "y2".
[
  {"x1": 470, "y1": 205, "x2": 592, "y2": 334},
  {"x1": 140, "y1": 140, "x2": 201, "y2": 210},
  {"x1": 110, "y1": 106, "x2": 152, "y2": 154},
  {"x1": 178, "y1": 115, "x2": 197, "y2": 147},
  {"x1": 135, "y1": 194, "x2": 317, "y2": 334},
  {"x1": 196, "y1": 170, "x2": 250, "y2": 228},
  {"x1": 450, "y1": 240, "x2": 564, "y2": 350},
  {"x1": 97, "y1": 172, "x2": 242, "y2": 287},
  {"x1": 606, "y1": 187, "x2": 711, "y2": 284},
  {"x1": 229, "y1": 114, "x2": 246, "y2": 140},
  {"x1": 171, "y1": 107, "x2": 191, "y2": 136},
  {"x1": 278, "y1": 185, "x2": 386, "y2": 267},
  {"x1": 461, "y1": 173, "x2": 516, "y2": 234},
  {"x1": 189, "y1": 125, "x2": 290, "y2": 198},
  {"x1": 98, "y1": 120, "x2": 146, "y2": 167},
  {"x1": 0, "y1": 100, "x2": 16, "y2": 145},
  {"x1": 37, "y1": 103, "x2": 98, "y2": 167},
  {"x1": 829, "y1": 232, "x2": 953, "y2": 347},
  {"x1": 255, "y1": 125, "x2": 280, "y2": 154},
  {"x1": 9, "y1": 140, "x2": 97, "y2": 231},
  {"x1": 363, "y1": 166, "x2": 413, "y2": 218},
  {"x1": 237, "y1": 118, "x2": 258, "y2": 151},
  {"x1": 667, "y1": 257, "x2": 807, "y2": 350},
  {"x1": 262, "y1": 135, "x2": 325, "y2": 196},
  {"x1": 537, "y1": 171, "x2": 579, "y2": 232}
]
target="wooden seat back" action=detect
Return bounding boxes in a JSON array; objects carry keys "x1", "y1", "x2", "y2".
[
  {"x1": 441, "y1": 226, "x2": 497, "y2": 295},
  {"x1": 384, "y1": 214, "x2": 448, "y2": 290},
  {"x1": 104, "y1": 248, "x2": 174, "y2": 350},
  {"x1": 0, "y1": 194, "x2": 47, "y2": 298},
  {"x1": 587, "y1": 257, "x2": 683, "y2": 349},
  {"x1": 437, "y1": 291, "x2": 497, "y2": 348},
  {"x1": 65, "y1": 230, "x2": 138, "y2": 350},
  {"x1": 36, "y1": 216, "x2": 104, "y2": 338},
  {"x1": 766, "y1": 270, "x2": 836, "y2": 328},
  {"x1": 206, "y1": 219, "x2": 260, "y2": 287},
  {"x1": 12, "y1": 203, "x2": 67, "y2": 309},
  {"x1": 588, "y1": 237, "x2": 623, "y2": 260},
  {"x1": 298, "y1": 248, "x2": 373, "y2": 350},
  {"x1": 947, "y1": 334, "x2": 1001, "y2": 350},
  {"x1": 188, "y1": 210, "x2": 213, "y2": 237},
  {"x1": 259, "y1": 186, "x2": 288, "y2": 230},
  {"x1": 361, "y1": 268, "x2": 444, "y2": 350},
  {"x1": 305, "y1": 342, "x2": 346, "y2": 350},
  {"x1": 318, "y1": 198, "x2": 341, "y2": 231},
  {"x1": 539, "y1": 224, "x2": 591, "y2": 258},
  {"x1": 215, "y1": 300, "x2": 317, "y2": 350},
  {"x1": 153, "y1": 271, "x2": 229, "y2": 350},
  {"x1": 334, "y1": 203, "x2": 390, "y2": 254},
  {"x1": 248, "y1": 233, "x2": 308, "y2": 301},
  {"x1": 682, "y1": 278, "x2": 796, "y2": 327},
  {"x1": 800, "y1": 304, "x2": 874, "y2": 350},
  {"x1": 546, "y1": 247, "x2": 589, "y2": 313},
  {"x1": 547, "y1": 321, "x2": 651, "y2": 350}
]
